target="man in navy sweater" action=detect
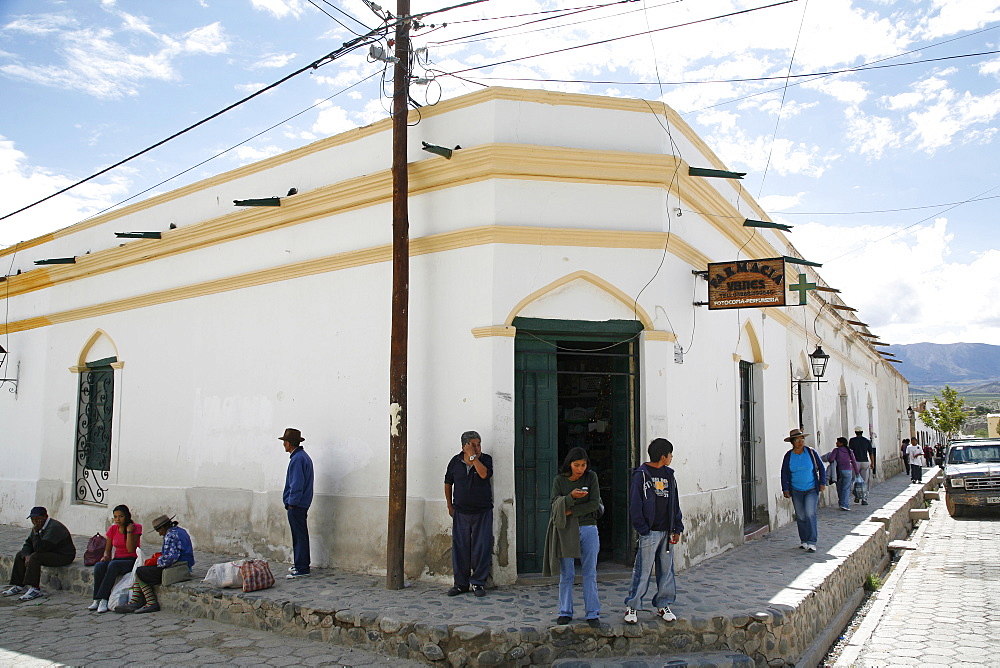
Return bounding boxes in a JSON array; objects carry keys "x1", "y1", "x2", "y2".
[
  {"x1": 444, "y1": 431, "x2": 493, "y2": 597},
  {"x1": 280, "y1": 428, "x2": 314, "y2": 579},
  {"x1": 624, "y1": 438, "x2": 684, "y2": 625}
]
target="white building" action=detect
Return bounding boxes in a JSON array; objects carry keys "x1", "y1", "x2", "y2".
[{"x1": 0, "y1": 88, "x2": 909, "y2": 583}]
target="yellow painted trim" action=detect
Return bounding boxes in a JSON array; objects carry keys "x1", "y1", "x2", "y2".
[
  {"x1": 644, "y1": 331, "x2": 677, "y2": 342},
  {"x1": 76, "y1": 329, "x2": 119, "y2": 367},
  {"x1": 471, "y1": 326, "x2": 517, "y2": 338},
  {"x1": 68, "y1": 366, "x2": 87, "y2": 374},
  {"x1": 733, "y1": 353, "x2": 742, "y2": 362},
  {"x1": 0, "y1": 87, "x2": 735, "y2": 260},
  {"x1": 110, "y1": 361, "x2": 125, "y2": 370},
  {"x1": 740, "y1": 319, "x2": 765, "y2": 365},
  {"x1": 503, "y1": 270, "x2": 654, "y2": 329},
  {"x1": 1, "y1": 144, "x2": 763, "y2": 301},
  {"x1": 1, "y1": 226, "x2": 694, "y2": 336}
]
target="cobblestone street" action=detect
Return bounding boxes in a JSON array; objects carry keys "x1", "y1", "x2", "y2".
[
  {"x1": 838, "y1": 498, "x2": 1000, "y2": 667},
  {"x1": 0, "y1": 589, "x2": 423, "y2": 667}
]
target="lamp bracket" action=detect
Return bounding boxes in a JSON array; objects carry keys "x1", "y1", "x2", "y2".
[{"x1": 0, "y1": 360, "x2": 20, "y2": 398}]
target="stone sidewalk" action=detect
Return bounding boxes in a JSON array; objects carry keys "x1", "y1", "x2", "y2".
[{"x1": 0, "y1": 470, "x2": 938, "y2": 667}]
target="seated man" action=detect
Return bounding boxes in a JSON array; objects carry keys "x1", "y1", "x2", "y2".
[{"x1": 2, "y1": 506, "x2": 76, "y2": 602}]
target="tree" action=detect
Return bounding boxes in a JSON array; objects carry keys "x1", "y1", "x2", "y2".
[{"x1": 919, "y1": 385, "x2": 967, "y2": 442}]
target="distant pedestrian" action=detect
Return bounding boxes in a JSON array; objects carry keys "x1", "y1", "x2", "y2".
[
  {"x1": 781, "y1": 429, "x2": 827, "y2": 553},
  {"x1": 543, "y1": 447, "x2": 602, "y2": 627},
  {"x1": 2, "y1": 507, "x2": 76, "y2": 602},
  {"x1": 623, "y1": 438, "x2": 684, "y2": 625},
  {"x1": 923, "y1": 443, "x2": 935, "y2": 468},
  {"x1": 935, "y1": 443, "x2": 946, "y2": 467},
  {"x1": 444, "y1": 431, "x2": 493, "y2": 598},
  {"x1": 901, "y1": 438, "x2": 911, "y2": 469},
  {"x1": 905, "y1": 439, "x2": 924, "y2": 483},
  {"x1": 824, "y1": 437, "x2": 860, "y2": 511},
  {"x1": 848, "y1": 427, "x2": 875, "y2": 506},
  {"x1": 280, "y1": 428, "x2": 314, "y2": 579}
]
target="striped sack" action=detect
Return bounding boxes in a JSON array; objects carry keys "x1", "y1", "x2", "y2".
[{"x1": 239, "y1": 559, "x2": 275, "y2": 593}]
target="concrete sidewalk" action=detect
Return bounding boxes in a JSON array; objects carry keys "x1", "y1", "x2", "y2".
[{"x1": 0, "y1": 471, "x2": 938, "y2": 667}]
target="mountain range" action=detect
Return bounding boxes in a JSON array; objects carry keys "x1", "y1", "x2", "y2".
[{"x1": 886, "y1": 343, "x2": 1000, "y2": 389}]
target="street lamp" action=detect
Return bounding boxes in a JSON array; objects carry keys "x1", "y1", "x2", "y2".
[{"x1": 809, "y1": 345, "x2": 830, "y2": 379}]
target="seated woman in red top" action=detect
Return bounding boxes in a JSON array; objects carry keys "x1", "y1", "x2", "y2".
[{"x1": 88, "y1": 504, "x2": 141, "y2": 613}]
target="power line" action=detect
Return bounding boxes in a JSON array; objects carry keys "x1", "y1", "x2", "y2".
[
  {"x1": 777, "y1": 195, "x2": 1000, "y2": 216},
  {"x1": 441, "y1": 0, "x2": 798, "y2": 76},
  {"x1": 429, "y1": 0, "x2": 639, "y2": 25},
  {"x1": 307, "y1": 0, "x2": 366, "y2": 35},
  {"x1": 441, "y1": 49, "x2": 1000, "y2": 87}
]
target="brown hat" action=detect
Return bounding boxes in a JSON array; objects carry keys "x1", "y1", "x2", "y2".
[
  {"x1": 784, "y1": 428, "x2": 809, "y2": 442},
  {"x1": 279, "y1": 427, "x2": 305, "y2": 443},
  {"x1": 151, "y1": 514, "x2": 175, "y2": 531}
]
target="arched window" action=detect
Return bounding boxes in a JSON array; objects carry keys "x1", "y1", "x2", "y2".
[{"x1": 72, "y1": 330, "x2": 122, "y2": 505}]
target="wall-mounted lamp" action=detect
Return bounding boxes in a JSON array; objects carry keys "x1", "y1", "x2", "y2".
[
  {"x1": 0, "y1": 345, "x2": 19, "y2": 397},
  {"x1": 791, "y1": 345, "x2": 830, "y2": 394},
  {"x1": 421, "y1": 141, "x2": 460, "y2": 159},
  {"x1": 115, "y1": 232, "x2": 162, "y2": 239}
]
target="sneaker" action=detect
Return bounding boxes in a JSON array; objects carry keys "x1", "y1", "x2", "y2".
[
  {"x1": 285, "y1": 569, "x2": 310, "y2": 579},
  {"x1": 556, "y1": 615, "x2": 572, "y2": 625},
  {"x1": 288, "y1": 566, "x2": 296, "y2": 573},
  {"x1": 1, "y1": 585, "x2": 25, "y2": 597},
  {"x1": 97, "y1": 600, "x2": 109, "y2": 613},
  {"x1": 446, "y1": 586, "x2": 468, "y2": 597},
  {"x1": 471, "y1": 584, "x2": 486, "y2": 598},
  {"x1": 840, "y1": 506, "x2": 850, "y2": 511},
  {"x1": 87, "y1": 599, "x2": 100, "y2": 611},
  {"x1": 807, "y1": 544, "x2": 817, "y2": 553},
  {"x1": 587, "y1": 618, "x2": 600, "y2": 628},
  {"x1": 658, "y1": 606, "x2": 677, "y2": 622},
  {"x1": 624, "y1": 607, "x2": 638, "y2": 624},
  {"x1": 861, "y1": 500, "x2": 869, "y2": 506},
  {"x1": 134, "y1": 603, "x2": 161, "y2": 614},
  {"x1": 18, "y1": 587, "x2": 44, "y2": 602},
  {"x1": 113, "y1": 603, "x2": 142, "y2": 614},
  {"x1": 799, "y1": 542, "x2": 808, "y2": 550}
]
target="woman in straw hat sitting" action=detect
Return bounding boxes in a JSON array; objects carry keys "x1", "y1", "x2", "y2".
[
  {"x1": 779, "y1": 429, "x2": 827, "y2": 553},
  {"x1": 114, "y1": 514, "x2": 194, "y2": 614}
]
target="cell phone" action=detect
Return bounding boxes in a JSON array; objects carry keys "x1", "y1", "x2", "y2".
[{"x1": 580, "y1": 487, "x2": 588, "y2": 491}]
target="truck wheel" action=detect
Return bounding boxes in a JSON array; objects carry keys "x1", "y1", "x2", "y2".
[{"x1": 946, "y1": 493, "x2": 964, "y2": 518}]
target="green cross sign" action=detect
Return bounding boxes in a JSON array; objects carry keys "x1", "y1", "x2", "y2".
[{"x1": 788, "y1": 273, "x2": 816, "y2": 305}]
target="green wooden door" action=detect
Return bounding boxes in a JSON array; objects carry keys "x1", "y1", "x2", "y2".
[{"x1": 514, "y1": 337, "x2": 558, "y2": 573}]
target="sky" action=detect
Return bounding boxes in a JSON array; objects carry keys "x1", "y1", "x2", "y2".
[{"x1": 0, "y1": 0, "x2": 998, "y2": 347}]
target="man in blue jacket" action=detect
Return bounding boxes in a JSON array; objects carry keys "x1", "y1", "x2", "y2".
[
  {"x1": 280, "y1": 428, "x2": 314, "y2": 579},
  {"x1": 624, "y1": 438, "x2": 684, "y2": 625}
]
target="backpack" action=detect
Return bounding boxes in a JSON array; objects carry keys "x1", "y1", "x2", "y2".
[{"x1": 83, "y1": 533, "x2": 107, "y2": 566}]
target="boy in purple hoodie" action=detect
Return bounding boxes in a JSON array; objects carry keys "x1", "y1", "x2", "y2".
[{"x1": 624, "y1": 438, "x2": 684, "y2": 624}]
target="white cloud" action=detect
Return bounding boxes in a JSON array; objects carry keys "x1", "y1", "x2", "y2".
[
  {"x1": 758, "y1": 193, "x2": 805, "y2": 211},
  {"x1": 0, "y1": 137, "x2": 128, "y2": 249},
  {"x1": 249, "y1": 0, "x2": 307, "y2": 19},
  {"x1": 312, "y1": 105, "x2": 358, "y2": 136},
  {"x1": 251, "y1": 53, "x2": 297, "y2": 69},
  {"x1": 3, "y1": 14, "x2": 76, "y2": 35},
  {"x1": 802, "y1": 77, "x2": 869, "y2": 105},
  {"x1": 844, "y1": 106, "x2": 901, "y2": 159},
  {"x1": 917, "y1": 0, "x2": 1000, "y2": 39},
  {"x1": 0, "y1": 11, "x2": 230, "y2": 98},
  {"x1": 233, "y1": 145, "x2": 283, "y2": 164},
  {"x1": 906, "y1": 86, "x2": 1000, "y2": 153},
  {"x1": 792, "y1": 217, "x2": 1000, "y2": 344}
]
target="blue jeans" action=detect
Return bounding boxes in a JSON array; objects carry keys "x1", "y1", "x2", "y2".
[
  {"x1": 790, "y1": 488, "x2": 819, "y2": 544},
  {"x1": 93, "y1": 558, "x2": 136, "y2": 600},
  {"x1": 286, "y1": 506, "x2": 310, "y2": 573},
  {"x1": 836, "y1": 469, "x2": 854, "y2": 509},
  {"x1": 624, "y1": 530, "x2": 676, "y2": 610},
  {"x1": 559, "y1": 524, "x2": 600, "y2": 620},
  {"x1": 452, "y1": 509, "x2": 493, "y2": 588}
]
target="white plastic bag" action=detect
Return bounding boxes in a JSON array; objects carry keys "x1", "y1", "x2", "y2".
[
  {"x1": 203, "y1": 560, "x2": 244, "y2": 588},
  {"x1": 108, "y1": 547, "x2": 144, "y2": 608}
]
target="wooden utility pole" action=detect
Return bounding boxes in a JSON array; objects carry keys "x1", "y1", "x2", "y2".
[{"x1": 386, "y1": 0, "x2": 411, "y2": 591}]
